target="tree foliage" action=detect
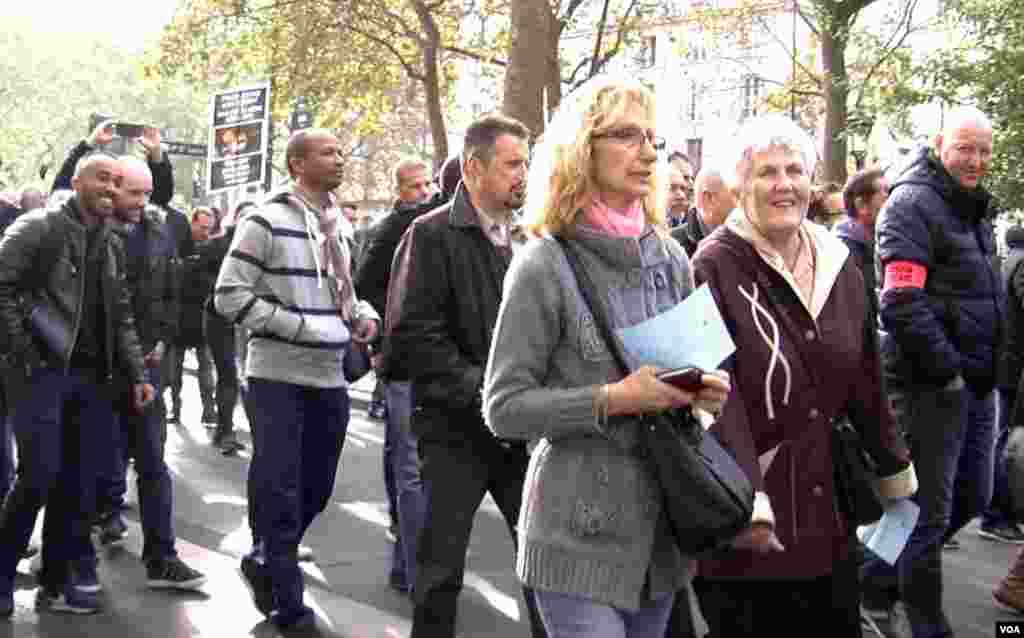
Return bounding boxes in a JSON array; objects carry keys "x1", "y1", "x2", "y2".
[
  {"x1": 890, "y1": 0, "x2": 1024, "y2": 208},
  {"x1": 686, "y1": 0, "x2": 927, "y2": 184},
  {"x1": 0, "y1": 19, "x2": 206, "y2": 203},
  {"x1": 149, "y1": 0, "x2": 470, "y2": 168},
  {"x1": 502, "y1": 0, "x2": 678, "y2": 137}
]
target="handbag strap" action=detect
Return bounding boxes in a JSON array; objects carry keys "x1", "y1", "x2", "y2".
[{"x1": 554, "y1": 235, "x2": 632, "y2": 378}]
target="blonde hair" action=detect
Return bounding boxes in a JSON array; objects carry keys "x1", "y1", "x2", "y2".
[{"x1": 524, "y1": 76, "x2": 666, "y2": 237}]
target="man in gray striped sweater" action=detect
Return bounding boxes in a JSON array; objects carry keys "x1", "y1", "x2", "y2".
[{"x1": 214, "y1": 129, "x2": 379, "y2": 631}]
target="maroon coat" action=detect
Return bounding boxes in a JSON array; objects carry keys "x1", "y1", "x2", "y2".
[{"x1": 692, "y1": 223, "x2": 910, "y2": 581}]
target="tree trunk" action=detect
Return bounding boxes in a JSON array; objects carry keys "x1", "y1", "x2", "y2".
[
  {"x1": 502, "y1": 0, "x2": 561, "y2": 137},
  {"x1": 820, "y1": 25, "x2": 849, "y2": 185},
  {"x1": 409, "y1": 0, "x2": 448, "y2": 168}
]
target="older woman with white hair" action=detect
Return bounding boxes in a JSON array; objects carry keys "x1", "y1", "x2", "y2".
[
  {"x1": 688, "y1": 114, "x2": 917, "y2": 634},
  {"x1": 482, "y1": 76, "x2": 732, "y2": 637}
]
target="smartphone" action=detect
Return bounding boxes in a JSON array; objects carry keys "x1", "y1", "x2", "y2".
[
  {"x1": 114, "y1": 122, "x2": 146, "y2": 138},
  {"x1": 656, "y1": 367, "x2": 706, "y2": 392}
]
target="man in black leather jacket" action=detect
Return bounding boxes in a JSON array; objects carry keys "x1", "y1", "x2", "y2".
[{"x1": 0, "y1": 153, "x2": 154, "y2": 615}]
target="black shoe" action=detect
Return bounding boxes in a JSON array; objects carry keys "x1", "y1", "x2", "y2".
[
  {"x1": 368, "y1": 400, "x2": 387, "y2": 420},
  {"x1": 978, "y1": 523, "x2": 1024, "y2": 544},
  {"x1": 240, "y1": 555, "x2": 273, "y2": 616},
  {"x1": 271, "y1": 604, "x2": 316, "y2": 630},
  {"x1": 95, "y1": 512, "x2": 127, "y2": 547},
  {"x1": 35, "y1": 584, "x2": 101, "y2": 614},
  {"x1": 146, "y1": 556, "x2": 206, "y2": 590},
  {"x1": 168, "y1": 402, "x2": 182, "y2": 424}
]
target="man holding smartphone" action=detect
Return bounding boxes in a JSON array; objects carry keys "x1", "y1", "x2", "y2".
[{"x1": 51, "y1": 119, "x2": 174, "y2": 210}]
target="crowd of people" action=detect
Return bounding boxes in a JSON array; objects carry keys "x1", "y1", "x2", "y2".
[{"x1": 0, "y1": 74, "x2": 1018, "y2": 638}]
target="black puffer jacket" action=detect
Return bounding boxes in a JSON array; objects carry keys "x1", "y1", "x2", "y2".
[
  {"x1": 876, "y1": 147, "x2": 1003, "y2": 392},
  {"x1": 0, "y1": 198, "x2": 146, "y2": 390}
]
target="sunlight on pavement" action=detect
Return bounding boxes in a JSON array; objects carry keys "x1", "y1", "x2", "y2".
[
  {"x1": 218, "y1": 519, "x2": 254, "y2": 556},
  {"x1": 202, "y1": 493, "x2": 248, "y2": 507},
  {"x1": 339, "y1": 501, "x2": 390, "y2": 529},
  {"x1": 464, "y1": 571, "x2": 520, "y2": 621}
]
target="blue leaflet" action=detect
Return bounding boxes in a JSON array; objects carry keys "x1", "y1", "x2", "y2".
[{"x1": 616, "y1": 284, "x2": 736, "y2": 372}]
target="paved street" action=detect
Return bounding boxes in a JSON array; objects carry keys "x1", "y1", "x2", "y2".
[{"x1": 0, "y1": 368, "x2": 1021, "y2": 637}]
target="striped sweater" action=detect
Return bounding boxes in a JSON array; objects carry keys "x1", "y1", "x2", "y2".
[{"x1": 214, "y1": 187, "x2": 378, "y2": 389}]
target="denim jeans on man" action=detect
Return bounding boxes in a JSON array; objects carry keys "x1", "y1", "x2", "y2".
[
  {"x1": 0, "y1": 367, "x2": 115, "y2": 594},
  {"x1": 97, "y1": 365, "x2": 176, "y2": 562},
  {"x1": 535, "y1": 589, "x2": 675, "y2": 638},
  {"x1": 385, "y1": 380, "x2": 425, "y2": 593},
  {"x1": 862, "y1": 381, "x2": 996, "y2": 637},
  {"x1": 982, "y1": 389, "x2": 1018, "y2": 529},
  {"x1": 246, "y1": 378, "x2": 350, "y2": 614}
]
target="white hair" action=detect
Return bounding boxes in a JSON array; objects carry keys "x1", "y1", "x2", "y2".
[
  {"x1": 939, "y1": 106, "x2": 993, "y2": 140},
  {"x1": 724, "y1": 114, "x2": 817, "y2": 194}
]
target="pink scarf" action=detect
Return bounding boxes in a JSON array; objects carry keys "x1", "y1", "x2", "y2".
[{"x1": 582, "y1": 198, "x2": 645, "y2": 237}]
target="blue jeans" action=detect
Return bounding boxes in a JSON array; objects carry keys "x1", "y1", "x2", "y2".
[
  {"x1": 0, "y1": 367, "x2": 115, "y2": 592},
  {"x1": 982, "y1": 389, "x2": 1016, "y2": 528},
  {"x1": 386, "y1": 381, "x2": 425, "y2": 592},
  {"x1": 862, "y1": 382, "x2": 996, "y2": 638},
  {"x1": 246, "y1": 378, "x2": 350, "y2": 612},
  {"x1": 534, "y1": 589, "x2": 675, "y2": 638},
  {"x1": 98, "y1": 366, "x2": 176, "y2": 562}
]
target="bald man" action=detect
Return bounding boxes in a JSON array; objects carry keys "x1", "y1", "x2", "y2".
[
  {"x1": 866, "y1": 107, "x2": 1000, "y2": 635},
  {"x1": 215, "y1": 129, "x2": 379, "y2": 630},
  {"x1": 0, "y1": 153, "x2": 153, "y2": 615},
  {"x1": 670, "y1": 167, "x2": 736, "y2": 257},
  {"x1": 88, "y1": 157, "x2": 206, "y2": 590}
]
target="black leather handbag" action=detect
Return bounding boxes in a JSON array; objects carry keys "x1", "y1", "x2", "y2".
[
  {"x1": 555, "y1": 235, "x2": 754, "y2": 555},
  {"x1": 832, "y1": 416, "x2": 884, "y2": 526}
]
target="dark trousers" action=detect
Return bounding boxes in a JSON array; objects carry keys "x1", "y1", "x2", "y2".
[
  {"x1": 204, "y1": 311, "x2": 239, "y2": 434},
  {"x1": 0, "y1": 406, "x2": 12, "y2": 501},
  {"x1": 0, "y1": 367, "x2": 114, "y2": 592},
  {"x1": 983, "y1": 388, "x2": 1018, "y2": 528},
  {"x1": 246, "y1": 378, "x2": 350, "y2": 611},
  {"x1": 164, "y1": 342, "x2": 215, "y2": 412},
  {"x1": 862, "y1": 383, "x2": 995, "y2": 637},
  {"x1": 410, "y1": 418, "x2": 546, "y2": 638},
  {"x1": 97, "y1": 366, "x2": 176, "y2": 562},
  {"x1": 695, "y1": 542, "x2": 861, "y2": 637}
]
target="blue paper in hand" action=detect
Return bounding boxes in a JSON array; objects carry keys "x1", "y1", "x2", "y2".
[
  {"x1": 857, "y1": 499, "x2": 920, "y2": 566},
  {"x1": 615, "y1": 284, "x2": 736, "y2": 372}
]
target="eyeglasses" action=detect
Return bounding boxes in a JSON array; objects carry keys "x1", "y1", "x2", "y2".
[{"x1": 593, "y1": 127, "x2": 666, "y2": 151}]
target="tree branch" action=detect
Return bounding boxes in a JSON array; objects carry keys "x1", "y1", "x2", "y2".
[
  {"x1": 344, "y1": 23, "x2": 425, "y2": 81},
  {"x1": 795, "y1": 2, "x2": 820, "y2": 36},
  {"x1": 559, "y1": 0, "x2": 589, "y2": 33},
  {"x1": 755, "y1": 14, "x2": 822, "y2": 88},
  {"x1": 443, "y1": 45, "x2": 508, "y2": 66},
  {"x1": 853, "y1": 0, "x2": 921, "y2": 110}
]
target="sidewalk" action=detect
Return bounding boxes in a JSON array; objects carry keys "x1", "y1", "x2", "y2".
[{"x1": 3, "y1": 521, "x2": 409, "y2": 638}]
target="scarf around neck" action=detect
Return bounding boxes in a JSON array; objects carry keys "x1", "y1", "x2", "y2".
[
  {"x1": 289, "y1": 188, "x2": 355, "y2": 322},
  {"x1": 582, "y1": 197, "x2": 645, "y2": 238}
]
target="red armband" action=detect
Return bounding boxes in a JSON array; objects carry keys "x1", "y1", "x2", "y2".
[{"x1": 883, "y1": 260, "x2": 928, "y2": 291}]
